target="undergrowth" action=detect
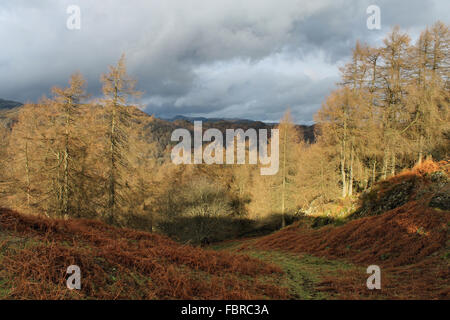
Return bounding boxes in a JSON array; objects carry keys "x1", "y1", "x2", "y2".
[{"x1": 0, "y1": 209, "x2": 289, "y2": 300}]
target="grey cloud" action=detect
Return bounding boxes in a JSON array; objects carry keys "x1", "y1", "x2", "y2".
[{"x1": 0, "y1": 0, "x2": 448, "y2": 123}]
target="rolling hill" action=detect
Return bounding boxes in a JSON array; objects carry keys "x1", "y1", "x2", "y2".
[
  {"x1": 0, "y1": 98, "x2": 22, "y2": 110},
  {"x1": 0, "y1": 99, "x2": 22, "y2": 130},
  {"x1": 0, "y1": 160, "x2": 447, "y2": 299},
  {"x1": 246, "y1": 160, "x2": 450, "y2": 299},
  {"x1": 0, "y1": 101, "x2": 315, "y2": 159}
]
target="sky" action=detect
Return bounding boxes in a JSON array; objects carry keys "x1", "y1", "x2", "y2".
[{"x1": 0, "y1": 0, "x2": 449, "y2": 124}]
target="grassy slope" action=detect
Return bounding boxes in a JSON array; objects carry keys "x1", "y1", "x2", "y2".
[
  {"x1": 212, "y1": 239, "x2": 360, "y2": 300},
  {"x1": 213, "y1": 160, "x2": 449, "y2": 300}
]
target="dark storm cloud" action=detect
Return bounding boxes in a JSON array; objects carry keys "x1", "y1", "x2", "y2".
[{"x1": 0, "y1": 0, "x2": 448, "y2": 123}]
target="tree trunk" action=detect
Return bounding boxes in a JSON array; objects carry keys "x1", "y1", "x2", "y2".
[
  {"x1": 391, "y1": 151, "x2": 396, "y2": 176},
  {"x1": 63, "y1": 101, "x2": 70, "y2": 218},
  {"x1": 382, "y1": 148, "x2": 388, "y2": 180},
  {"x1": 372, "y1": 159, "x2": 377, "y2": 186},
  {"x1": 348, "y1": 143, "x2": 354, "y2": 196},
  {"x1": 281, "y1": 126, "x2": 287, "y2": 228},
  {"x1": 418, "y1": 135, "x2": 424, "y2": 164},
  {"x1": 25, "y1": 141, "x2": 31, "y2": 207},
  {"x1": 108, "y1": 106, "x2": 116, "y2": 224},
  {"x1": 340, "y1": 140, "x2": 347, "y2": 197}
]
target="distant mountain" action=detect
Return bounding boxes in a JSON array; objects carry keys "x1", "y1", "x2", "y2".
[
  {"x1": 165, "y1": 115, "x2": 258, "y2": 124},
  {"x1": 0, "y1": 98, "x2": 22, "y2": 110},
  {"x1": 0, "y1": 98, "x2": 22, "y2": 130},
  {"x1": 164, "y1": 115, "x2": 315, "y2": 142},
  {"x1": 0, "y1": 103, "x2": 315, "y2": 149}
]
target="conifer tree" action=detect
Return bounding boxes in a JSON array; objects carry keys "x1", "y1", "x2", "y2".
[{"x1": 100, "y1": 54, "x2": 141, "y2": 224}]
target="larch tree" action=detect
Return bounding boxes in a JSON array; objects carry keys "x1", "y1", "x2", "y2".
[
  {"x1": 407, "y1": 22, "x2": 449, "y2": 163},
  {"x1": 50, "y1": 73, "x2": 88, "y2": 217},
  {"x1": 274, "y1": 110, "x2": 301, "y2": 227},
  {"x1": 316, "y1": 87, "x2": 361, "y2": 197},
  {"x1": 6, "y1": 104, "x2": 45, "y2": 211},
  {"x1": 100, "y1": 54, "x2": 142, "y2": 224},
  {"x1": 379, "y1": 26, "x2": 411, "y2": 177},
  {"x1": 294, "y1": 139, "x2": 340, "y2": 212}
]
